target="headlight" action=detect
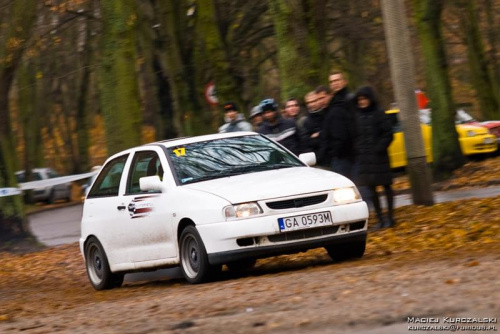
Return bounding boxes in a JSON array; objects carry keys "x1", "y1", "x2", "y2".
[
  {"x1": 224, "y1": 202, "x2": 262, "y2": 218},
  {"x1": 333, "y1": 187, "x2": 359, "y2": 203},
  {"x1": 466, "y1": 130, "x2": 476, "y2": 137}
]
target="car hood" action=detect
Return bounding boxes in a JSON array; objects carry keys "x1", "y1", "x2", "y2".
[
  {"x1": 183, "y1": 167, "x2": 354, "y2": 203},
  {"x1": 477, "y1": 121, "x2": 500, "y2": 129},
  {"x1": 456, "y1": 124, "x2": 490, "y2": 135}
]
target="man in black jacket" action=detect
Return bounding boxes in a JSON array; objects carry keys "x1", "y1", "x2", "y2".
[
  {"x1": 318, "y1": 71, "x2": 357, "y2": 180},
  {"x1": 301, "y1": 91, "x2": 328, "y2": 167},
  {"x1": 257, "y1": 98, "x2": 301, "y2": 155}
]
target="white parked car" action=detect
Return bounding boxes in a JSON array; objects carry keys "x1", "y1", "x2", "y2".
[
  {"x1": 15, "y1": 168, "x2": 71, "y2": 203},
  {"x1": 80, "y1": 132, "x2": 369, "y2": 290}
]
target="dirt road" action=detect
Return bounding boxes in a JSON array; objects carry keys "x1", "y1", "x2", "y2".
[
  {"x1": 0, "y1": 243, "x2": 498, "y2": 333},
  {"x1": 2, "y1": 194, "x2": 500, "y2": 333}
]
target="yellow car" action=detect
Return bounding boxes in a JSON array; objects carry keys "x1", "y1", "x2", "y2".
[{"x1": 386, "y1": 109, "x2": 497, "y2": 168}]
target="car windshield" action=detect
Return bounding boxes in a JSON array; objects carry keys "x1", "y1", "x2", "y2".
[
  {"x1": 168, "y1": 135, "x2": 304, "y2": 185},
  {"x1": 15, "y1": 171, "x2": 43, "y2": 182},
  {"x1": 456, "y1": 109, "x2": 476, "y2": 124}
]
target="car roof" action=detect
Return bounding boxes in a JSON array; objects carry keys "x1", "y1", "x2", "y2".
[
  {"x1": 154, "y1": 131, "x2": 259, "y2": 148},
  {"x1": 105, "y1": 132, "x2": 260, "y2": 161}
]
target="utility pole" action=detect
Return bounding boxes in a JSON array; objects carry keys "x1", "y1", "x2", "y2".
[{"x1": 380, "y1": 0, "x2": 434, "y2": 205}]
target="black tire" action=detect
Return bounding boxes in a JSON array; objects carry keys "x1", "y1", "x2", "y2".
[
  {"x1": 325, "y1": 239, "x2": 366, "y2": 262},
  {"x1": 226, "y1": 258, "x2": 257, "y2": 272},
  {"x1": 179, "y1": 225, "x2": 219, "y2": 284},
  {"x1": 85, "y1": 237, "x2": 124, "y2": 290}
]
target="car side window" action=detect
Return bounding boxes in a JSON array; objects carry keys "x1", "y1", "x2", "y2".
[
  {"x1": 126, "y1": 151, "x2": 163, "y2": 194},
  {"x1": 47, "y1": 169, "x2": 59, "y2": 178},
  {"x1": 88, "y1": 155, "x2": 129, "y2": 198}
]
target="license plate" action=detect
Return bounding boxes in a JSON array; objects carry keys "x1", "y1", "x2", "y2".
[
  {"x1": 278, "y1": 211, "x2": 333, "y2": 232},
  {"x1": 484, "y1": 137, "x2": 493, "y2": 144}
]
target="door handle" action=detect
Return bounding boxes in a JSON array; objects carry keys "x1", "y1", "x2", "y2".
[{"x1": 117, "y1": 205, "x2": 126, "y2": 211}]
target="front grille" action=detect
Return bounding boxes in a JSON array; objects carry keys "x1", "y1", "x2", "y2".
[
  {"x1": 473, "y1": 143, "x2": 496, "y2": 150},
  {"x1": 266, "y1": 194, "x2": 328, "y2": 210}
]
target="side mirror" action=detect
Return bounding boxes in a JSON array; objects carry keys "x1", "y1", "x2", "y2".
[
  {"x1": 139, "y1": 175, "x2": 165, "y2": 193},
  {"x1": 298, "y1": 152, "x2": 316, "y2": 166}
]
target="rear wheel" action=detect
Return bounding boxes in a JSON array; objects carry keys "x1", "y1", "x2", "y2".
[
  {"x1": 179, "y1": 226, "x2": 219, "y2": 284},
  {"x1": 85, "y1": 237, "x2": 124, "y2": 290},
  {"x1": 325, "y1": 239, "x2": 366, "y2": 262}
]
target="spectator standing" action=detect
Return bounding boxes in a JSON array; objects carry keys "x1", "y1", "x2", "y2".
[
  {"x1": 218, "y1": 102, "x2": 252, "y2": 133},
  {"x1": 314, "y1": 85, "x2": 332, "y2": 112},
  {"x1": 257, "y1": 98, "x2": 301, "y2": 155},
  {"x1": 354, "y1": 86, "x2": 395, "y2": 229},
  {"x1": 319, "y1": 71, "x2": 357, "y2": 179},
  {"x1": 249, "y1": 105, "x2": 264, "y2": 130},
  {"x1": 301, "y1": 91, "x2": 327, "y2": 165},
  {"x1": 283, "y1": 98, "x2": 306, "y2": 131}
]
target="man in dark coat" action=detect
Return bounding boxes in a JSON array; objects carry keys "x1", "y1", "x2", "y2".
[
  {"x1": 354, "y1": 86, "x2": 395, "y2": 229},
  {"x1": 301, "y1": 91, "x2": 328, "y2": 167},
  {"x1": 318, "y1": 72, "x2": 357, "y2": 180},
  {"x1": 257, "y1": 98, "x2": 301, "y2": 155}
]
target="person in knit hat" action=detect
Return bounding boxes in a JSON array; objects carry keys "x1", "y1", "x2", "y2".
[{"x1": 218, "y1": 102, "x2": 252, "y2": 133}]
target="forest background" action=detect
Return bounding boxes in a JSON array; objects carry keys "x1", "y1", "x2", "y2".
[{"x1": 1, "y1": 0, "x2": 500, "y2": 240}]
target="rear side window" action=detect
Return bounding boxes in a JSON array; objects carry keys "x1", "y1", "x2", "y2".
[
  {"x1": 126, "y1": 151, "x2": 163, "y2": 194},
  {"x1": 88, "y1": 155, "x2": 129, "y2": 198}
]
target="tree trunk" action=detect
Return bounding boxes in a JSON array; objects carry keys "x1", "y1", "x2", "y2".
[
  {"x1": 483, "y1": 0, "x2": 500, "y2": 87},
  {"x1": 19, "y1": 61, "x2": 42, "y2": 173},
  {"x1": 459, "y1": 0, "x2": 500, "y2": 120},
  {"x1": 412, "y1": 0, "x2": 466, "y2": 180},
  {"x1": 99, "y1": 0, "x2": 142, "y2": 155},
  {"x1": 269, "y1": 0, "x2": 322, "y2": 101},
  {"x1": 0, "y1": 0, "x2": 38, "y2": 242},
  {"x1": 381, "y1": 0, "x2": 434, "y2": 205},
  {"x1": 196, "y1": 0, "x2": 240, "y2": 107},
  {"x1": 152, "y1": 0, "x2": 203, "y2": 136},
  {"x1": 76, "y1": 16, "x2": 92, "y2": 173}
]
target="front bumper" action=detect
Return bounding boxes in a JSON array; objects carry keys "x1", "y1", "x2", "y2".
[
  {"x1": 197, "y1": 200, "x2": 369, "y2": 264},
  {"x1": 208, "y1": 230, "x2": 367, "y2": 265},
  {"x1": 460, "y1": 135, "x2": 498, "y2": 154}
]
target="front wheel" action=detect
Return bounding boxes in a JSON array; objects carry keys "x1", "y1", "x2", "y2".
[
  {"x1": 179, "y1": 226, "x2": 219, "y2": 284},
  {"x1": 325, "y1": 239, "x2": 366, "y2": 262},
  {"x1": 85, "y1": 237, "x2": 124, "y2": 290}
]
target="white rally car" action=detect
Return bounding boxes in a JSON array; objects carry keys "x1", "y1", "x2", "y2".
[{"x1": 80, "y1": 132, "x2": 369, "y2": 290}]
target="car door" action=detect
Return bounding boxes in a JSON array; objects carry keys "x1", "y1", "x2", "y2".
[
  {"x1": 83, "y1": 154, "x2": 131, "y2": 266},
  {"x1": 120, "y1": 149, "x2": 176, "y2": 263}
]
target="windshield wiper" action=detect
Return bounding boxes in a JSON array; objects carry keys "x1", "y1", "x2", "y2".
[
  {"x1": 266, "y1": 163, "x2": 300, "y2": 169},
  {"x1": 220, "y1": 163, "x2": 300, "y2": 176}
]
